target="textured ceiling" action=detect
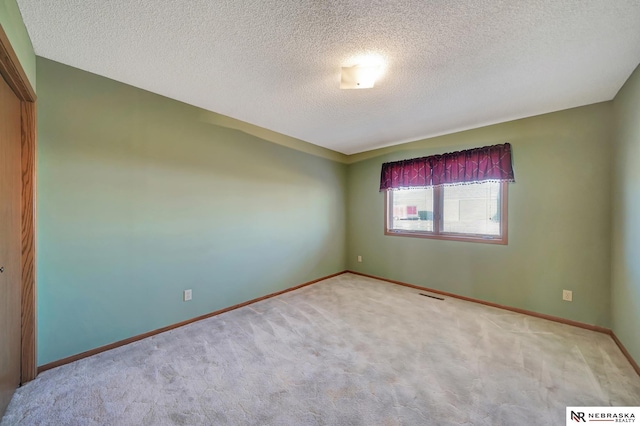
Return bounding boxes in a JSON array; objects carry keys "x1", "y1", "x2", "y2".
[{"x1": 16, "y1": 0, "x2": 640, "y2": 155}]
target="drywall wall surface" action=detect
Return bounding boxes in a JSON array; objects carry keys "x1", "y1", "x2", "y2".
[
  {"x1": 0, "y1": 0, "x2": 35, "y2": 89},
  {"x1": 347, "y1": 103, "x2": 613, "y2": 327},
  {"x1": 612, "y1": 63, "x2": 640, "y2": 363},
  {"x1": 36, "y1": 57, "x2": 347, "y2": 365}
]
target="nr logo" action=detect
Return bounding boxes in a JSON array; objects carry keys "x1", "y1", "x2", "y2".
[{"x1": 571, "y1": 411, "x2": 586, "y2": 422}]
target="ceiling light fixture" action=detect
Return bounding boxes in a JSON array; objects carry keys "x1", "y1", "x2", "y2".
[{"x1": 340, "y1": 64, "x2": 381, "y2": 89}]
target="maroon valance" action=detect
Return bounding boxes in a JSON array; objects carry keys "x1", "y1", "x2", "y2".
[{"x1": 379, "y1": 143, "x2": 515, "y2": 191}]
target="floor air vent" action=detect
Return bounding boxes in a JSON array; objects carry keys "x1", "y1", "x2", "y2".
[{"x1": 419, "y1": 293, "x2": 444, "y2": 300}]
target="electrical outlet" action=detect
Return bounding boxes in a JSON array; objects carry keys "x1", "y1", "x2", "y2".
[
  {"x1": 357, "y1": 255, "x2": 362, "y2": 263},
  {"x1": 183, "y1": 289, "x2": 192, "y2": 301},
  {"x1": 562, "y1": 290, "x2": 572, "y2": 302}
]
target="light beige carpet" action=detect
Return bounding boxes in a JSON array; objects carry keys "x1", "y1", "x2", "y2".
[{"x1": 3, "y1": 273, "x2": 639, "y2": 425}]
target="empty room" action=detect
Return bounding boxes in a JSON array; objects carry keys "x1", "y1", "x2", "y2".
[{"x1": 1, "y1": 0, "x2": 639, "y2": 425}]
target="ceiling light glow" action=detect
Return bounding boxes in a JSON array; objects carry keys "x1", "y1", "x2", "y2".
[
  {"x1": 340, "y1": 53, "x2": 386, "y2": 89},
  {"x1": 340, "y1": 65, "x2": 380, "y2": 89}
]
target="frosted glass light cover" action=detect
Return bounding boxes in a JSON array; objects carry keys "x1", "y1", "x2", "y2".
[{"x1": 340, "y1": 65, "x2": 379, "y2": 89}]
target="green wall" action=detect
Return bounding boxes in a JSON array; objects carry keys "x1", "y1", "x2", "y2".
[
  {"x1": 0, "y1": 0, "x2": 35, "y2": 90},
  {"x1": 347, "y1": 103, "x2": 613, "y2": 327},
  {"x1": 36, "y1": 57, "x2": 347, "y2": 365},
  {"x1": 612, "y1": 63, "x2": 640, "y2": 363}
]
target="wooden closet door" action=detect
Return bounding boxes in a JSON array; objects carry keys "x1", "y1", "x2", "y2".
[{"x1": 0, "y1": 71, "x2": 22, "y2": 417}]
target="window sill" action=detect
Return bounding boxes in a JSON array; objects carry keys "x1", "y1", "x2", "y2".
[{"x1": 384, "y1": 229, "x2": 507, "y2": 245}]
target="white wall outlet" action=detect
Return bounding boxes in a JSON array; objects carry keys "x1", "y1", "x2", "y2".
[
  {"x1": 562, "y1": 290, "x2": 572, "y2": 302},
  {"x1": 357, "y1": 255, "x2": 362, "y2": 263},
  {"x1": 183, "y1": 289, "x2": 192, "y2": 301}
]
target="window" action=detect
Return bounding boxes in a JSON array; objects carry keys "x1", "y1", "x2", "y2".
[{"x1": 385, "y1": 181, "x2": 508, "y2": 244}]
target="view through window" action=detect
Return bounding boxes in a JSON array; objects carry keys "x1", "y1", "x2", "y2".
[{"x1": 386, "y1": 181, "x2": 507, "y2": 243}]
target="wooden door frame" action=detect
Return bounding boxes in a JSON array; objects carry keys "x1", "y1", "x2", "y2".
[{"x1": 0, "y1": 24, "x2": 37, "y2": 383}]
